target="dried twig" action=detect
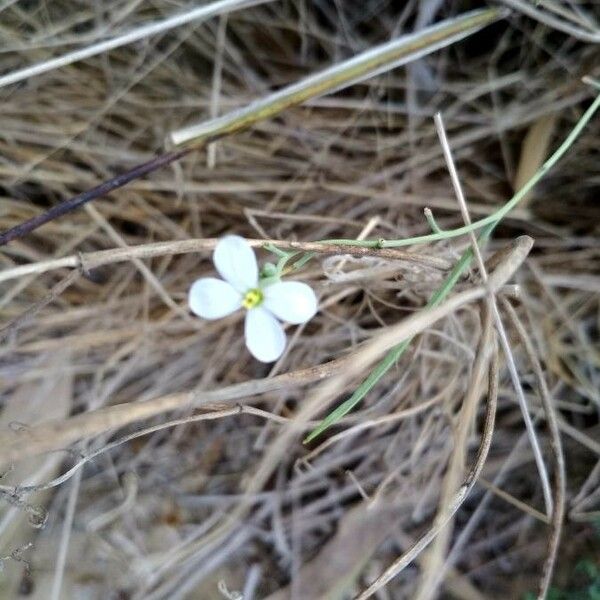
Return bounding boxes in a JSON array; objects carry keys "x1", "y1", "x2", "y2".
[
  {"x1": 0, "y1": 237, "x2": 450, "y2": 284},
  {"x1": 355, "y1": 341, "x2": 499, "y2": 599},
  {"x1": 501, "y1": 298, "x2": 566, "y2": 600},
  {"x1": 433, "y1": 112, "x2": 553, "y2": 514}
]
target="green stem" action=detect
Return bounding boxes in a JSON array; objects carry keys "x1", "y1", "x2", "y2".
[
  {"x1": 304, "y1": 226, "x2": 492, "y2": 443},
  {"x1": 316, "y1": 94, "x2": 600, "y2": 250},
  {"x1": 304, "y1": 93, "x2": 599, "y2": 443}
]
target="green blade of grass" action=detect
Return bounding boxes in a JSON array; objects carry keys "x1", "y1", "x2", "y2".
[
  {"x1": 305, "y1": 92, "x2": 600, "y2": 444},
  {"x1": 303, "y1": 227, "x2": 492, "y2": 443},
  {"x1": 318, "y1": 94, "x2": 600, "y2": 251}
]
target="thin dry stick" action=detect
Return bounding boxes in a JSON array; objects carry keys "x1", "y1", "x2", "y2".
[
  {"x1": 0, "y1": 354, "x2": 354, "y2": 470},
  {"x1": 3, "y1": 405, "x2": 313, "y2": 495},
  {"x1": 0, "y1": 269, "x2": 81, "y2": 341},
  {"x1": 498, "y1": 0, "x2": 599, "y2": 42},
  {"x1": 415, "y1": 305, "x2": 493, "y2": 600},
  {"x1": 83, "y1": 204, "x2": 189, "y2": 320},
  {"x1": 439, "y1": 430, "x2": 548, "y2": 592},
  {"x1": 303, "y1": 395, "x2": 444, "y2": 463},
  {"x1": 49, "y1": 464, "x2": 82, "y2": 600},
  {"x1": 0, "y1": 148, "x2": 190, "y2": 246},
  {"x1": 206, "y1": 13, "x2": 228, "y2": 169},
  {"x1": 478, "y1": 478, "x2": 550, "y2": 524},
  {"x1": 354, "y1": 342, "x2": 499, "y2": 600},
  {"x1": 86, "y1": 472, "x2": 139, "y2": 532},
  {"x1": 501, "y1": 298, "x2": 566, "y2": 600},
  {"x1": 0, "y1": 0, "x2": 272, "y2": 88},
  {"x1": 0, "y1": 237, "x2": 450, "y2": 284},
  {"x1": 433, "y1": 111, "x2": 553, "y2": 515}
]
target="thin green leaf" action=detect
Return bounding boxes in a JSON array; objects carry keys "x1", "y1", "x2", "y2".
[
  {"x1": 305, "y1": 92, "x2": 600, "y2": 443},
  {"x1": 304, "y1": 227, "x2": 492, "y2": 443}
]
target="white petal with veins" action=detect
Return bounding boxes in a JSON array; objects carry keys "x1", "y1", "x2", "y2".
[
  {"x1": 188, "y1": 278, "x2": 242, "y2": 319},
  {"x1": 213, "y1": 235, "x2": 258, "y2": 293},
  {"x1": 244, "y1": 307, "x2": 286, "y2": 362},
  {"x1": 263, "y1": 281, "x2": 317, "y2": 324}
]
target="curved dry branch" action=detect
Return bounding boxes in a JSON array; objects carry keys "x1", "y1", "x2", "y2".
[
  {"x1": 0, "y1": 237, "x2": 449, "y2": 284},
  {"x1": 354, "y1": 340, "x2": 499, "y2": 599},
  {"x1": 0, "y1": 354, "x2": 352, "y2": 470},
  {"x1": 501, "y1": 298, "x2": 566, "y2": 600},
  {"x1": 414, "y1": 303, "x2": 493, "y2": 600}
]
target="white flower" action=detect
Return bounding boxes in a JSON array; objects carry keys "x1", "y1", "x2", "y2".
[{"x1": 188, "y1": 235, "x2": 317, "y2": 362}]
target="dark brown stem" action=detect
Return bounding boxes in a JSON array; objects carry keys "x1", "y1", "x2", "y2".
[{"x1": 0, "y1": 147, "x2": 192, "y2": 246}]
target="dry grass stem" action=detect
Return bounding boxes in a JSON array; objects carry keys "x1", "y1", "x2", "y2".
[
  {"x1": 355, "y1": 344, "x2": 499, "y2": 599},
  {"x1": 0, "y1": 237, "x2": 449, "y2": 284},
  {"x1": 501, "y1": 298, "x2": 566, "y2": 600}
]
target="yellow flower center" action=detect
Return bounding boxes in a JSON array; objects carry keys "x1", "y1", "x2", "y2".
[{"x1": 242, "y1": 288, "x2": 263, "y2": 309}]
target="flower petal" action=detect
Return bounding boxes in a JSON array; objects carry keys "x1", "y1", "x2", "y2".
[
  {"x1": 245, "y1": 307, "x2": 286, "y2": 362},
  {"x1": 213, "y1": 235, "x2": 258, "y2": 292},
  {"x1": 263, "y1": 281, "x2": 317, "y2": 324},
  {"x1": 188, "y1": 277, "x2": 242, "y2": 319}
]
